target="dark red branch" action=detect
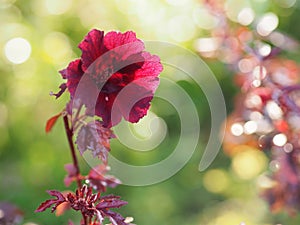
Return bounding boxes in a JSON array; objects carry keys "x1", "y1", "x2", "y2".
[
  {"x1": 63, "y1": 115, "x2": 82, "y2": 189},
  {"x1": 63, "y1": 115, "x2": 90, "y2": 224}
]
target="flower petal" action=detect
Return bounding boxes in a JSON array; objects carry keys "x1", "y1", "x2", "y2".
[
  {"x1": 104, "y1": 31, "x2": 144, "y2": 59},
  {"x1": 60, "y1": 59, "x2": 83, "y2": 98},
  {"x1": 134, "y1": 52, "x2": 163, "y2": 79},
  {"x1": 129, "y1": 96, "x2": 153, "y2": 123},
  {"x1": 115, "y1": 83, "x2": 155, "y2": 123},
  {"x1": 79, "y1": 29, "x2": 106, "y2": 71},
  {"x1": 62, "y1": 30, "x2": 163, "y2": 128},
  {"x1": 95, "y1": 93, "x2": 122, "y2": 128}
]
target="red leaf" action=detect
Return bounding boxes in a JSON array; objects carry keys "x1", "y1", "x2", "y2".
[
  {"x1": 76, "y1": 120, "x2": 114, "y2": 164},
  {"x1": 35, "y1": 190, "x2": 66, "y2": 213},
  {"x1": 103, "y1": 210, "x2": 128, "y2": 225},
  {"x1": 97, "y1": 195, "x2": 128, "y2": 209},
  {"x1": 45, "y1": 113, "x2": 62, "y2": 133}
]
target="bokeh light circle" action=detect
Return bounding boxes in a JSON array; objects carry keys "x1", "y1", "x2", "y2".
[{"x1": 4, "y1": 37, "x2": 31, "y2": 64}]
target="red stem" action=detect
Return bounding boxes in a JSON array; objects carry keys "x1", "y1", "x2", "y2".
[
  {"x1": 63, "y1": 115, "x2": 82, "y2": 189},
  {"x1": 64, "y1": 115, "x2": 90, "y2": 224},
  {"x1": 82, "y1": 213, "x2": 88, "y2": 225}
]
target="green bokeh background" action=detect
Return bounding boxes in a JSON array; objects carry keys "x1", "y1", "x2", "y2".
[{"x1": 1, "y1": 0, "x2": 300, "y2": 224}]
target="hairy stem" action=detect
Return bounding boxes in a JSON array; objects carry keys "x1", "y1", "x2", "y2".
[{"x1": 63, "y1": 115, "x2": 82, "y2": 188}]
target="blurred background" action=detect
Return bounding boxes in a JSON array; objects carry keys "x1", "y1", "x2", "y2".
[{"x1": 1, "y1": 0, "x2": 300, "y2": 224}]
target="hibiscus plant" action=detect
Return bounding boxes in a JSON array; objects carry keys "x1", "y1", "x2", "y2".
[{"x1": 35, "y1": 29, "x2": 163, "y2": 225}]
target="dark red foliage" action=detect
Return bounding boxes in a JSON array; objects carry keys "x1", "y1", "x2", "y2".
[
  {"x1": 66, "y1": 185, "x2": 128, "y2": 225},
  {"x1": 67, "y1": 185, "x2": 99, "y2": 217},
  {"x1": 64, "y1": 163, "x2": 120, "y2": 192},
  {"x1": 59, "y1": 29, "x2": 162, "y2": 128},
  {"x1": 96, "y1": 195, "x2": 128, "y2": 225},
  {"x1": 76, "y1": 120, "x2": 114, "y2": 164},
  {"x1": 35, "y1": 190, "x2": 66, "y2": 213},
  {"x1": 96, "y1": 195, "x2": 127, "y2": 210},
  {"x1": 37, "y1": 185, "x2": 129, "y2": 225},
  {"x1": 39, "y1": 28, "x2": 160, "y2": 225},
  {"x1": 87, "y1": 165, "x2": 121, "y2": 192},
  {"x1": 100, "y1": 210, "x2": 128, "y2": 225}
]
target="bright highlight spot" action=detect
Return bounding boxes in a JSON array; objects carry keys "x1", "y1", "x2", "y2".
[
  {"x1": 225, "y1": 0, "x2": 253, "y2": 22},
  {"x1": 257, "y1": 13, "x2": 279, "y2": 36},
  {"x1": 256, "y1": 119, "x2": 273, "y2": 133},
  {"x1": 194, "y1": 37, "x2": 220, "y2": 53},
  {"x1": 245, "y1": 94, "x2": 262, "y2": 108},
  {"x1": 249, "y1": 111, "x2": 263, "y2": 121},
  {"x1": 244, "y1": 120, "x2": 257, "y2": 134},
  {"x1": 252, "y1": 79, "x2": 261, "y2": 87},
  {"x1": 124, "y1": 217, "x2": 134, "y2": 223},
  {"x1": 273, "y1": 133, "x2": 287, "y2": 146},
  {"x1": 231, "y1": 123, "x2": 244, "y2": 136},
  {"x1": 232, "y1": 148, "x2": 267, "y2": 180},
  {"x1": 258, "y1": 44, "x2": 271, "y2": 57},
  {"x1": 203, "y1": 169, "x2": 229, "y2": 193},
  {"x1": 238, "y1": 8, "x2": 255, "y2": 26},
  {"x1": 253, "y1": 66, "x2": 267, "y2": 79},
  {"x1": 266, "y1": 101, "x2": 283, "y2": 120},
  {"x1": 4, "y1": 37, "x2": 31, "y2": 64}
]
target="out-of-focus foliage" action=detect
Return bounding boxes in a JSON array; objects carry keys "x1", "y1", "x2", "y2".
[{"x1": 1, "y1": 0, "x2": 300, "y2": 224}]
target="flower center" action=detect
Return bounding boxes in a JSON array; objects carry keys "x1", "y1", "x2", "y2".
[{"x1": 88, "y1": 66, "x2": 114, "y2": 89}]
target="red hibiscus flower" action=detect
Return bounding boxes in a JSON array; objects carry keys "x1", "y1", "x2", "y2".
[{"x1": 60, "y1": 29, "x2": 163, "y2": 128}]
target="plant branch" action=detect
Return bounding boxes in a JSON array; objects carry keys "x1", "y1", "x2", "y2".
[
  {"x1": 64, "y1": 114, "x2": 90, "y2": 224},
  {"x1": 63, "y1": 115, "x2": 82, "y2": 189}
]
